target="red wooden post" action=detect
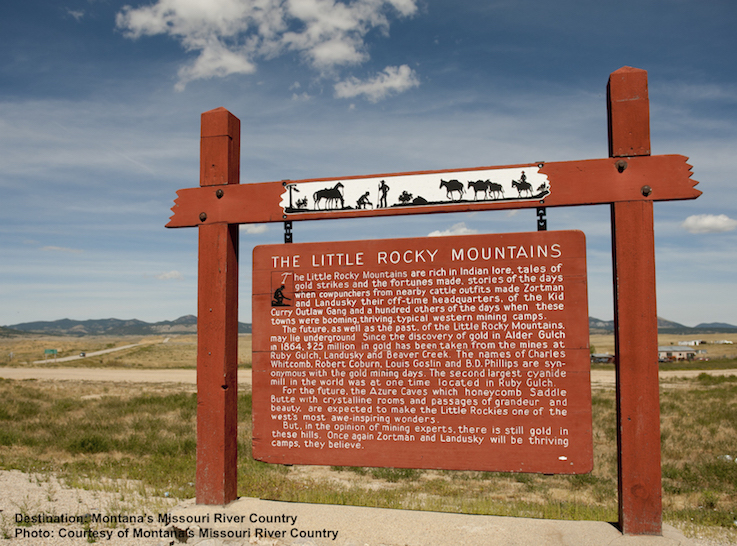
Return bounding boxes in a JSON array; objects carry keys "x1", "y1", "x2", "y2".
[
  {"x1": 196, "y1": 108, "x2": 240, "y2": 504},
  {"x1": 608, "y1": 67, "x2": 662, "y2": 534}
]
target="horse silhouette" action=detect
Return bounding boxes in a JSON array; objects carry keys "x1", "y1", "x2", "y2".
[
  {"x1": 512, "y1": 179, "x2": 533, "y2": 197},
  {"x1": 467, "y1": 179, "x2": 505, "y2": 200},
  {"x1": 440, "y1": 179, "x2": 465, "y2": 201},
  {"x1": 467, "y1": 180, "x2": 490, "y2": 200},
  {"x1": 313, "y1": 182, "x2": 345, "y2": 209},
  {"x1": 488, "y1": 182, "x2": 504, "y2": 199}
]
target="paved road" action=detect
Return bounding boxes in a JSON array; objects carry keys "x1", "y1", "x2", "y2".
[
  {"x1": 31, "y1": 338, "x2": 168, "y2": 364},
  {"x1": 0, "y1": 367, "x2": 734, "y2": 386}
]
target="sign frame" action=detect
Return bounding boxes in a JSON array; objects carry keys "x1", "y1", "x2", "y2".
[{"x1": 167, "y1": 66, "x2": 700, "y2": 535}]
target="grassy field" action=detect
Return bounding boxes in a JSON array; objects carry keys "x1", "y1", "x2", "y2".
[
  {"x1": 590, "y1": 332, "x2": 737, "y2": 361},
  {"x1": 0, "y1": 374, "x2": 735, "y2": 541},
  {"x1": 0, "y1": 333, "x2": 735, "y2": 542},
  {"x1": 0, "y1": 334, "x2": 253, "y2": 368}
]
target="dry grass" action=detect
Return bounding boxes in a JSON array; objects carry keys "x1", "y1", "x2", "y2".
[
  {"x1": 0, "y1": 334, "x2": 253, "y2": 368},
  {"x1": 0, "y1": 332, "x2": 735, "y2": 540},
  {"x1": 0, "y1": 336, "x2": 149, "y2": 365},
  {"x1": 591, "y1": 332, "x2": 737, "y2": 360},
  {"x1": 2, "y1": 374, "x2": 734, "y2": 538},
  {"x1": 283, "y1": 376, "x2": 736, "y2": 533}
]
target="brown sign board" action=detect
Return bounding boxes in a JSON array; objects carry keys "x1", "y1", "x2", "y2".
[{"x1": 252, "y1": 230, "x2": 592, "y2": 474}]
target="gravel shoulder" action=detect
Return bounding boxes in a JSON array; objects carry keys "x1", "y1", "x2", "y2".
[
  {"x1": 0, "y1": 469, "x2": 178, "y2": 546},
  {"x1": 2, "y1": 469, "x2": 734, "y2": 546}
]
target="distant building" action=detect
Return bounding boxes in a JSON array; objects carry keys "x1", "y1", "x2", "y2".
[
  {"x1": 677, "y1": 340, "x2": 704, "y2": 346},
  {"x1": 590, "y1": 353, "x2": 614, "y2": 363},
  {"x1": 658, "y1": 346, "x2": 696, "y2": 361}
]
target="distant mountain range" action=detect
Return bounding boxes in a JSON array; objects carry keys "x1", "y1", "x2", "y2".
[
  {"x1": 589, "y1": 317, "x2": 737, "y2": 333},
  {"x1": 1, "y1": 315, "x2": 251, "y2": 337},
  {"x1": 1, "y1": 316, "x2": 734, "y2": 337}
]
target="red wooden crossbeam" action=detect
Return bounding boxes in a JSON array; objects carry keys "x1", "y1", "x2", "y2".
[{"x1": 167, "y1": 155, "x2": 698, "y2": 228}]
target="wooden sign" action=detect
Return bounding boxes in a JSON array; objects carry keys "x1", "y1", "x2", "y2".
[
  {"x1": 173, "y1": 68, "x2": 702, "y2": 533},
  {"x1": 281, "y1": 166, "x2": 550, "y2": 214},
  {"x1": 252, "y1": 230, "x2": 592, "y2": 473},
  {"x1": 167, "y1": 155, "x2": 698, "y2": 228}
]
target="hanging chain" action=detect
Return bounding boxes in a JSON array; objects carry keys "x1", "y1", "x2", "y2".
[{"x1": 536, "y1": 207, "x2": 547, "y2": 231}]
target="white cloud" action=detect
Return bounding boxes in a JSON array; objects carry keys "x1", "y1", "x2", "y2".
[
  {"x1": 427, "y1": 222, "x2": 478, "y2": 237},
  {"x1": 240, "y1": 223, "x2": 269, "y2": 234},
  {"x1": 681, "y1": 214, "x2": 737, "y2": 234},
  {"x1": 175, "y1": 41, "x2": 258, "y2": 91},
  {"x1": 40, "y1": 246, "x2": 83, "y2": 253},
  {"x1": 116, "y1": 0, "x2": 418, "y2": 94},
  {"x1": 156, "y1": 270, "x2": 185, "y2": 280},
  {"x1": 656, "y1": 81, "x2": 737, "y2": 103},
  {"x1": 66, "y1": 9, "x2": 85, "y2": 21},
  {"x1": 334, "y1": 64, "x2": 419, "y2": 102}
]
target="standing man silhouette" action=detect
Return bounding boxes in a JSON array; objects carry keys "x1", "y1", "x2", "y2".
[{"x1": 378, "y1": 180, "x2": 390, "y2": 208}]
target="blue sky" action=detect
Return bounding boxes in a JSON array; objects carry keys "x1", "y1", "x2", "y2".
[{"x1": 1, "y1": 0, "x2": 735, "y2": 327}]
